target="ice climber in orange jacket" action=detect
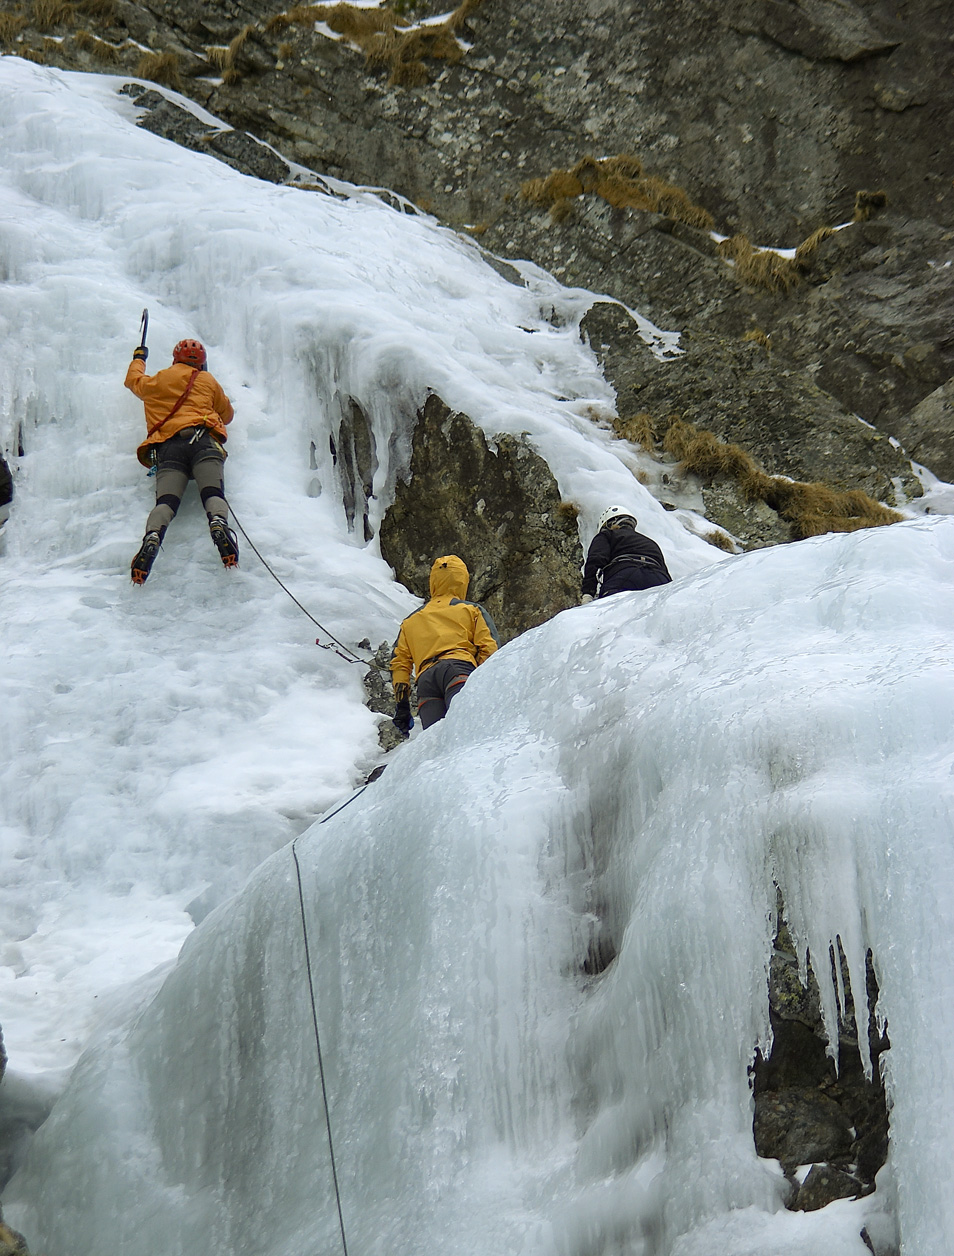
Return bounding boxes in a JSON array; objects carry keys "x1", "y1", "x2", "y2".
[
  {"x1": 125, "y1": 338, "x2": 237, "y2": 584},
  {"x1": 390, "y1": 554, "x2": 500, "y2": 733}
]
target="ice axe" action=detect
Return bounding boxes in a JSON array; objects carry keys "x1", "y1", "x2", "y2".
[{"x1": 138, "y1": 307, "x2": 149, "y2": 352}]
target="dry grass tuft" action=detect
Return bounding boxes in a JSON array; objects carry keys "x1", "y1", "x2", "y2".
[
  {"x1": 135, "y1": 50, "x2": 183, "y2": 89},
  {"x1": 522, "y1": 154, "x2": 713, "y2": 230},
  {"x1": 743, "y1": 328, "x2": 772, "y2": 350},
  {"x1": 208, "y1": 24, "x2": 255, "y2": 81},
  {"x1": 0, "y1": 13, "x2": 28, "y2": 42},
  {"x1": 794, "y1": 225, "x2": 835, "y2": 264},
  {"x1": 612, "y1": 411, "x2": 658, "y2": 449},
  {"x1": 557, "y1": 500, "x2": 580, "y2": 522},
  {"x1": 76, "y1": 0, "x2": 117, "y2": 19},
  {"x1": 20, "y1": 45, "x2": 47, "y2": 61},
  {"x1": 705, "y1": 530, "x2": 736, "y2": 552},
  {"x1": 32, "y1": 0, "x2": 75, "y2": 31},
  {"x1": 74, "y1": 27, "x2": 118, "y2": 60},
  {"x1": 521, "y1": 170, "x2": 583, "y2": 209},
  {"x1": 662, "y1": 415, "x2": 902, "y2": 539},
  {"x1": 264, "y1": 0, "x2": 480, "y2": 84},
  {"x1": 852, "y1": 189, "x2": 888, "y2": 222},
  {"x1": 717, "y1": 234, "x2": 802, "y2": 293}
]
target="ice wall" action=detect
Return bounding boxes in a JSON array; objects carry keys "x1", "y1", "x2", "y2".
[
  {"x1": 0, "y1": 55, "x2": 719, "y2": 1095},
  {"x1": 8, "y1": 517, "x2": 954, "y2": 1256}
]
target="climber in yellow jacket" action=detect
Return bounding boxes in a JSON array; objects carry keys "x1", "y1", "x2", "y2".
[
  {"x1": 124, "y1": 338, "x2": 237, "y2": 584},
  {"x1": 390, "y1": 554, "x2": 500, "y2": 733}
]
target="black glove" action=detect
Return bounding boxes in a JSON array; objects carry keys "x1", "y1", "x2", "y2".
[
  {"x1": 393, "y1": 698, "x2": 413, "y2": 736},
  {"x1": 133, "y1": 345, "x2": 148, "y2": 361}
]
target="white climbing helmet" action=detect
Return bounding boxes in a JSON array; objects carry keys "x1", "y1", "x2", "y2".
[{"x1": 598, "y1": 505, "x2": 637, "y2": 531}]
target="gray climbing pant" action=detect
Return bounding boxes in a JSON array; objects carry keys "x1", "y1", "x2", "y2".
[
  {"x1": 145, "y1": 428, "x2": 228, "y2": 535},
  {"x1": 416, "y1": 659, "x2": 475, "y2": 728}
]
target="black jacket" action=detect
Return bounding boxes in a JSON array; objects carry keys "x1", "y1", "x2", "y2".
[{"x1": 582, "y1": 524, "x2": 671, "y2": 596}]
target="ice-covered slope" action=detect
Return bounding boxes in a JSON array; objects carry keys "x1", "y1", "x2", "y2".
[
  {"x1": 0, "y1": 56, "x2": 716, "y2": 1093},
  {"x1": 8, "y1": 517, "x2": 954, "y2": 1256}
]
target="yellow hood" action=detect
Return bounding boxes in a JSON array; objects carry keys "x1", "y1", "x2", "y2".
[{"x1": 429, "y1": 554, "x2": 469, "y2": 599}]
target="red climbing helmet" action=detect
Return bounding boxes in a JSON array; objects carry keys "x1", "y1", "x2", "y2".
[{"x1": 172, "y1": 338, "x2": 207, "y2": 368}]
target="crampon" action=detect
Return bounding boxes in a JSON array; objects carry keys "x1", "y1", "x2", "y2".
[
  {"x1": 130, "y1": 532, "x2": 161, "y2": 585},
  {"x1": 209, "y1": 516, "x2": 239, "y2": 569}
]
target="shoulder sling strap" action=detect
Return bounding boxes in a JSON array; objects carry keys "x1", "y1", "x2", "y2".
[{"x1": 145, "y1": 369, "x2": 200, "y2": 441}]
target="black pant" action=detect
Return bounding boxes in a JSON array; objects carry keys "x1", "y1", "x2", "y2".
[{"x1": 416, "y1": 659, "x2": 475, "y2": 728}]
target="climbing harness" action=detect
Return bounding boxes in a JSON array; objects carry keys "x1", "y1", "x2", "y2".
[
  {"x1": 223, "y1": 499, "x2": 378, "y2": 668},
  {"x1": 291, "y1": 838, "x2": 351, "y2": 1256},
  {"x1": 596, "y1": 552, "x2": 662, "y2": 596}
]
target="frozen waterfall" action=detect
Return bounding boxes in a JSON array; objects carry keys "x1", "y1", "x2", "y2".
[{"x1": 1, "y1": 57, "x2": 953, "y2": 1256}]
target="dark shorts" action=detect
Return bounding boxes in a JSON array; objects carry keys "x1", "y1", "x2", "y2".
[
  {"x1": 154, "y1": 427, "x2": 224, "y2": 474},
  {"x1": 416, "y1": 659, "x2": 475, "y2": 728}
]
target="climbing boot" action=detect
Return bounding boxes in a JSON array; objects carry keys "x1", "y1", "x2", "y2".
[
  {"x1": 209, "y1": 515, "x2": 239, "y2": 569},
  {"x1": 130, "y1": 531, "x2": 161, "y2": 585}
]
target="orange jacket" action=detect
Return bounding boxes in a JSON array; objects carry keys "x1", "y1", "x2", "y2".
[
  {"x1": 391, "y1": 555, "x2": 500, "y2": 688},
  {"x1": 125, "y1": 359, "x2": 234, "y2": 467}
]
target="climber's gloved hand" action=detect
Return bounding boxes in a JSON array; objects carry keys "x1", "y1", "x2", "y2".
[
  {"x1": 133, "y1": 345, "x2": 148, "y2": 362},
  {"x1": 580, "y1": 593, "x2": 594, "y2": 604},
  {"x1": 393, "y1": 698, "x2": 413, "y2": 736}
]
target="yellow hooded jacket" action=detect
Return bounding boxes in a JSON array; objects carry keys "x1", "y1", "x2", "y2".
[{"x1": 390, "y1": 555, "x2": 499, "y2": 687}]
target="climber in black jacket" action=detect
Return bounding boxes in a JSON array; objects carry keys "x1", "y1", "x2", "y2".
[{"x1": 581, "y1": 505, "x2": 672, "y2": 601}]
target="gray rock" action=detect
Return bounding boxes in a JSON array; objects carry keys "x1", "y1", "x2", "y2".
[
  {"x1": 792, "y1": 1163, "x2": 866, "y2": 1211},
  {"x1": 891, "y1": 377, "x2": 954, "y2": 484},
  {"x1": 701, "y1": 481, "x2": 790, "y2": 550},
  {"x1": 728, "y1": 0, "x2": 900, "y2": 63},
  {"x1": 754, "y1": 1087, "x2": 854, "y2": 1166},
  {"x1": 754, "y1": 913, "x2": 890, "y2": 1205},
  {"x1": 119, "y1": 84, "x2": 289, "y2": 183},
  {"x1": 362, "y1": 641, "x2": 410, "y2": 754},
  {"x1": 0, "y1": 453, "x2": 11, "y2": 527},
  {"x1": 582, "y1": 301, "x2": 919, "y2": 504},
  {"x1": 379, "y1": 395, "x2": 582, "y2": 644}
]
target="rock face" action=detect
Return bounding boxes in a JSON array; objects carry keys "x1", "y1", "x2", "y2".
[
  {"x1": 379, "y1": 394, "x2": 582, "y2": 644},
  {"x1": 754, "y1": 918, "x2": 890, "y2": 1213},
  {"x1": 0, "y1": 454, "x2": 11, "y2": 526},
  {"x1": 10, "y1": 0, "x2": 953, "y2": 497},
  {"x1": 891, "y1": 378, "x2": 954, "y2": 483},
  {"x1": 582, "y1": 301, "x2": 920, "y2": 502}
]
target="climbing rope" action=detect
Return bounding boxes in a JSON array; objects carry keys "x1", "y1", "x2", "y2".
[
  {"x1": 291, "y1": 835, "x2": 351, "y2": 1256},
  {"x1": 224, "y1": 499, "x2": 378, "y2": 668}
]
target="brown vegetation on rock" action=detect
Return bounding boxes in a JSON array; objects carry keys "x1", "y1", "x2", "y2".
[
  {"x1": 32, "y1": 0, "x2": 75, "y2": 31},
  {"x1": 611, "y1": 410, "x2": 659, "y2": 450},
  {"x1": 265, "y1": 0, "x2": 481, "y2": 86},
  {"x1": 135, "y1": 50, "x2": 183, "y2": 88},
  {"x1": 717, "y1": 235, "x2": 803, "y2": 293},
  {"x1": 0, "y1": 13, "x2": 28, "y2": 43},
  {"x1": 74, "y1": 28, "x2": 119, "y2": 61},
  {"x1": 719, "y1": 192, "x2": 889, "y2": 291},
  {"x1": 704, "y1": 529, "x2": 736, "y2": 552},
  {"x1": 522, "y1": 154, "x2": 714, "y2": 230},
  {"x1": 852, "y1": 189, "x2": 888, "y2": 222},
  {"x1": 794, "y1": 225, "x2": 836, "y2": 264},
  {"x1": 76, "y1": 0, "x2": 116, "y2": 16},
  {"x1": 742, "y1": 328, "x2": 772, "y2": 350},
  {"x1": 208, "y1": 25, "x2": 256, "y2": 84},
  {"x1": 662, "y1": 417, "x2": 902, "y2": 538}
]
